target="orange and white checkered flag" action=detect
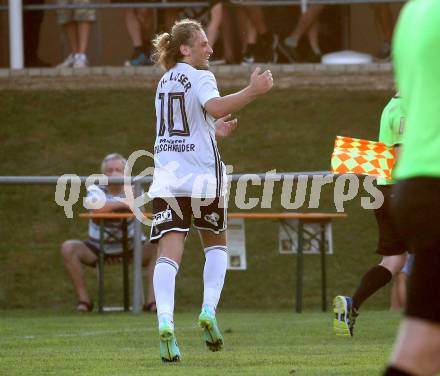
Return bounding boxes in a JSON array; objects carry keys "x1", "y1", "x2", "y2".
[{"x1": 331, "y1": 136, "x2": 396, "y2": 180}]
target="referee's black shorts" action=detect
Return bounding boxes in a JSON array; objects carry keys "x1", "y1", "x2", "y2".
[
  {"x1": 374, "y1": 185, "x2": 406, "y2": 256},
  {"x1": 392, "y1": 177, "x2": 440, "y2": 323}
]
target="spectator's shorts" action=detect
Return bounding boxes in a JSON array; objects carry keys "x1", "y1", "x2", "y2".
[
  {"x1": 57, "y1": 0, "x2": 96, "y2": 25},
  {"x1": 401, "y1": 253, "x2": 414, "y2": 275},
  {"x1": 149, "y1": 197, "x2": 227, "y2": 243},
  {"x1": 392, "y1": 177, "x2": 440, "y2": 323},
  {"x1": 374, "y1": 185, "x2": 406, "y2": 256},
  {"x1": 83, "y1": 240, "x2": 133, "y2": 266}
]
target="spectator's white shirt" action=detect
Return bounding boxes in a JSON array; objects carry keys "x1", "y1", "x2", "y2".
[
  {"x1": 86, "y1": 185, "x2": 146, "y2": 254},
  {"x1": 148, "y1": 63, "x2": 226, "y2": 198}
]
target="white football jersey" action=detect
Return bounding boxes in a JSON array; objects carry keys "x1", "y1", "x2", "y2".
[{"x1": 148, "y1": 63, "x2": 227, "y2": 198}]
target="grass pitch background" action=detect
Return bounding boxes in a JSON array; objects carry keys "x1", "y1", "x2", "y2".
[
  {"x1": 1, "y1": 89, "x2": 392, "y2": 311},
  {"x1": 0, "y1": 310, "x2": 400, "y2": 375}
]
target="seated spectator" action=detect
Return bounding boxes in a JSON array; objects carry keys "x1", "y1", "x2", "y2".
[
  {"x1": 112, "y1": 0, "x2": 154, "y2": 66},
  {"x1": 56, "y1": 0, "x2": 96, "y2": 68},
  {"x1": 61, "y1": 153, "x2": 158, "y2": 312},
  {"x1": 24, "y1": 0, "x2": 50, "y2": 67},
  {"x1": 278, "y1": 5, "x2": 326, "y2": 63}
]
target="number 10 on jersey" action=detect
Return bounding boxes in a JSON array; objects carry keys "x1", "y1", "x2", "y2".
[{"x1": 158, "y1": 92, "x2": 190, "y2": 137}]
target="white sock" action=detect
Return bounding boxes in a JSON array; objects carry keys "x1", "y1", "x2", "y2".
[
  {"x1": 311, "y1": 46, "x2": 322, "y2": 55},
  {"x1": 153, "y1": 256, "x2": 179, "y2": 327},
  {"x1": 203, "y1": 246, "x2": 228, "y2": 312},
  {"x1": 284, "y1": 36, "x2": 298, "y2": 48}
]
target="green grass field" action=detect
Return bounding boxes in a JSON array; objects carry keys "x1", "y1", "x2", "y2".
[{"x1": 0, "y1": 309, "x2": 400, "y2": 375}]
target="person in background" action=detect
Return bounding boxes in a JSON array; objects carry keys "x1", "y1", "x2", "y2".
[
  {"x1": 56, "y1": 0, "x2": 96, "y2": 68},
  {"x1": 278, "y1": 5, "x2": 326, "y2": 63},
  {"x1": 112, "y1": 0, "x2": 155, "y2": 66},
  {"x1": 149, "y1": 18, "x2": 272, "y2": 362},
  {"x1": 333, "y1": 94, "x2": 407, "y2": 337},
  {"x1": 61, "y1": 153, "x2": 157, "y2": 313},
  {"x1": 23, "y1": 0, "x2": 50, "y2": 67},
  {"x1": 384, "y1": 1, "x2": 440, "y2": 374},
  {"x1": 236, "y1": 4, "x2": 277, "y2": 64}
]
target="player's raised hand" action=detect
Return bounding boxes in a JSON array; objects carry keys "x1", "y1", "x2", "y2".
[
  {"x1": 215, "y1": 114, "x2": 238, "y2": 138},
  {"x1": 249, "y1": 67, "x2": 274, "y2": 95}
]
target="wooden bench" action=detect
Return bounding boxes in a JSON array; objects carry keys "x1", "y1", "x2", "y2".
[
  {"x1": 226, "y1": 212, "x2": 348, "y2": 313},
  {"x1": 80, "y1": 211, "x2": 347, "y2": 313}
]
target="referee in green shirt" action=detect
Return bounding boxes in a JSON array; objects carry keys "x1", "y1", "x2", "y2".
[
  {"x1": 384, "y1": 1, "x2": 440, "y2": 375},
  {"x1": 333, "y1": 94, "x2": 408, "y2": 337}
]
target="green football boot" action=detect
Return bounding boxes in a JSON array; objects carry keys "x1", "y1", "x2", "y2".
[
  {"x1": 333, "y1": 295, "x2": 358, "y2": 337},
  {"x1": 159, "y1": 318, "x2": 181, "y2": 362},
  {"x1": 198, "y1": 305, "x2": 224, "y2": 352}
]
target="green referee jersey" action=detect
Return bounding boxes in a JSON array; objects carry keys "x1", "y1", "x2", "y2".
[
  {"x1": 377, "y1": 95, "x2": 405, "y2": 185},
  {"x1": 392, "y1": 0, "x2": 440, "y2": 179}
]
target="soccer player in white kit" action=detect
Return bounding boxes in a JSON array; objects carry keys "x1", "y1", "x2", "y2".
[{"x1": 148, "y1": 18, "x2": 273, "y2": 362}]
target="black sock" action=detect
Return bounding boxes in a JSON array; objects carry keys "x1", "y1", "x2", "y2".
[
  {"x1": 383, "y1": 365, "x2": 414, "y2": 376},
  {"x1": 134, "y1": 45, "x2": 144, "y2": 55},
  {"x1": 352, "y1": 265, "x2": 392, "y2": 310}
]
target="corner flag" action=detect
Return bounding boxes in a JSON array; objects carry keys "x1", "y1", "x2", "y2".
[{"x1": 331, "y1": 136, "x2": 396, "y2": 180}]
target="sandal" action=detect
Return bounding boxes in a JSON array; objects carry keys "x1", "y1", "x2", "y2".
[
  {"x1": 76, "y1": 300, "x2": 94, "y2": 312},
  {"x1": 143, "y1": 301, "x2": 157, "y2": 313}
]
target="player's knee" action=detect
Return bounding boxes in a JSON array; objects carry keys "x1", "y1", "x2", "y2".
[
  {"x1": 61, "y1": 240, "x2": 79, "y2": 260},
  {"x1": 380, "y1": 255, "x2": 406, "y2": 275}
]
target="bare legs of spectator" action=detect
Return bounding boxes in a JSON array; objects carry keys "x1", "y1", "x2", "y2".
[
  {"x1": 59, "y1": 21, "x2": 93, "y2": 68},
  {"x1": 124, "y1": 8, "x2": 154, "y2": 66},
  {"x1": 23, "y1": 0, "x2": 50, "y2": 67},
  {"x1": 371, "y1": 4, "x2": 394, "y2": 60},
  {"x1": 238, "y1": 6, "x2": 276, "y2": 63},
  {"x1": 306, "y1": 21, "x2": 321, "y2": 62},
  {"x1": 61, "y1": 240, "x2": 96, "y2": 311},
  {"x1": 219, "y1": 7, "x2": 237, "y2": 64},
  {"x1": 77, "y1": 21, "x2": 92, "y2": 55},
  {"x1": 390, "y1": 271, "x2": 407, "y2": 311},
  {"x1": 279, "y1": 5, "x2": 325, "y2": 63},
  {"x1": 61, "y1": 240, "x2": 158, "y2": 312},
  {"x1": 237, "y1": 8, "x2": 257, "y2": 64},
  {"x1": 245, "y1": 6, "x2": 268, "y2": 36},
  {"x1": 207, "y1": 3, "x2": 235, "y2": 64},
  {"x1": 207, "y1": 2, "x2": 223, "y2": 47},
  {"x1": 164, "y1": 9, "x2": 181, "y2": 32}
]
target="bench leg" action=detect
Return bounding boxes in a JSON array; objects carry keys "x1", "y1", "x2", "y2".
[
  {"x1": 320, "y1": 223, "x2": 327, "y2": 312},
  {"x1": 122, "y1": 219, "x2": 129, "y2": 312},
  {"x1": 296, "y1": 220, "x2": 304, "y2": 313},
  {"x1": 98, "y1": 220, "x2": 104, "y2": 313}
]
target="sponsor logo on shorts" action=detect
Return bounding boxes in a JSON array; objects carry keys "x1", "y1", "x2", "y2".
[
  {"x1": 153, "y1": 209, "x2": 173, "y2": 226},
  {"x1": 204, "y1": 212, "x2": 220, "y2": 227}
]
